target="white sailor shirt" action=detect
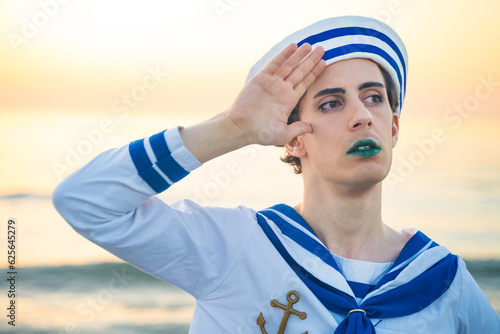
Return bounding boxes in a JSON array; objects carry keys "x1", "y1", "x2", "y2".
[{"x1": 53, "y1": 127, "x2": 500, "y2": 333}]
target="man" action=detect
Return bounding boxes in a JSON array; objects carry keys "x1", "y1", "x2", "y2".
[{"x1": 53, "y1": 16, "x2": 500, "y2": 333}]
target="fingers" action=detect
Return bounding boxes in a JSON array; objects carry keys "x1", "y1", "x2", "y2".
[
  {"x1": 285, "y1": 121, "x2": 312, "y2": 142},
  {"x1": 293, "y1": 57, "x2": 326, "y2": 96},
  {"x1": 260, "y1": 43, "x2": 299, "y2": 76},
  {"x1": 275, "y1": 43, "x2": 313, "y2": 79},
  {"x1": 260, "y1": 43, "x2": 325, "y2": 93},
  {"x1": 285, "y1": 45, "x2": 325, "y2": 88}
]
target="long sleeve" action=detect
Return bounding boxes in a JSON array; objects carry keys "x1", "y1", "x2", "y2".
[{"x1": 52, "y1": 127, "x2": 258, "y2": 299}]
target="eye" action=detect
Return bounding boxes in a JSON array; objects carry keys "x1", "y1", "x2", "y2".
[
  {"x1": 364, "y1": 94, "x2": 383, "y2": 105},
  {"x1": 319, "y1": 99, "x2": 343, "y2": 112}
]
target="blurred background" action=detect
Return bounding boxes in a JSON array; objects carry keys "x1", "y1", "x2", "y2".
[{"x1": 0, "y1": 0, "x2": 499, "y2": 332}]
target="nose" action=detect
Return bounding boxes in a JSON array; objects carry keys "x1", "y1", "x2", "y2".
[{"x1": 348, "y1": 101, "x2": 373, "y2": 130}]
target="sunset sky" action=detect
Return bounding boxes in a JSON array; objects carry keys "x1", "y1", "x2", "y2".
[
  {"x1": 0, "y1": 0, "x2": 499, "y2": 267},
  {"x1": 1, "y1": 0, "x2": 499, "y2": 195}
]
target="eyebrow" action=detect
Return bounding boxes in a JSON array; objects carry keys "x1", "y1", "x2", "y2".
[
  {"x1": 313, "y1": 81, "x2": 385, "y2": 99},
  {"x1": 313, "y1": 88, "x2": 345, "y2": 99},
  {"x1": 358, "y1": 81, "x2": 385, "y2": 91}
]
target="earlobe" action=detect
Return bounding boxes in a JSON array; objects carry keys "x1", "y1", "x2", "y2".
[
  {"x1": 392, "y1": 114, "x2": 399, "y2": 148},
  {"x1": 285, "y1": 136, "x2": 307, "y2": 158}
]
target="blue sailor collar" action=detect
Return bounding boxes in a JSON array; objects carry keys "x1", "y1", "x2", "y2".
[{"x1": 257, "y1": 204, "x2": 459, "y2": 334}]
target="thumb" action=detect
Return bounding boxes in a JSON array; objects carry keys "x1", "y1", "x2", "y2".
[{"x1": 285, "y1": 121, "x2": 312, "y2": 142}]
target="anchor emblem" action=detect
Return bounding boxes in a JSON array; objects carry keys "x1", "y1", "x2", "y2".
[{"x1": 257, "y1": 290, "x2": 308, "y2": 334}]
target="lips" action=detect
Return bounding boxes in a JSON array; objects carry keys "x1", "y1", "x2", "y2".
[{"x1": 346, "y1": 139, "x2": 381, "y2": 157}]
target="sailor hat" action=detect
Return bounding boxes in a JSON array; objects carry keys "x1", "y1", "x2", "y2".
[{"x1": 246, "y1": 16, "x2": 408, "y2": 116}]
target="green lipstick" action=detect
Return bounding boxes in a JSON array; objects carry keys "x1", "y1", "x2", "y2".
[{"x1": 346, "y1": 139, "x2": 381, "y2": 157}]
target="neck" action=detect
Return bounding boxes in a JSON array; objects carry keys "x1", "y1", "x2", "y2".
[{"x1": 295, "y1": 177, "x2": 404, "y2": 262}]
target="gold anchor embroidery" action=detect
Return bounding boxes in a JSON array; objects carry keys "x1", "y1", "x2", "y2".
[{"x1": 257, "y1": 290, "x2": 308, "y2": 334}]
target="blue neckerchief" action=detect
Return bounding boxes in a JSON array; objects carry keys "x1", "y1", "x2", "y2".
[{"x1": 257, "y1": 204, "x2": 458, "y2": 334}]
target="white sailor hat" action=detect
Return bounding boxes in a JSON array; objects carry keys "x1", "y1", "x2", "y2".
[{"x1": 246, "y1": 16, "x2": 408, "y2": 116}]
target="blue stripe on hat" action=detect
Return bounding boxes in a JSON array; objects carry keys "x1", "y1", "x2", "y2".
[
  {"x1": 322, "y1": 43, "x2": 404, "y2": 111},
  {"x1": 297, "y1": 26, "x2": 407, "y2": 98},
  {"x1": 247, "y1": 17, "x2": 409, "y2": 115}
]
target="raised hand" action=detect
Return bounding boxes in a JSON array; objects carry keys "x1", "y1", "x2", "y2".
[
  {"x1": 225, "y1": 43, "x2": 326, "y2": 146},
  {"x1": 179, "y1": 43, "x2": 325, "y2": 164}
]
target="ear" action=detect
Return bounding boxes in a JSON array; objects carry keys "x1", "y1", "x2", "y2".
[
  {"x1": 391, "y1": 113, "x2": 399, "y2": 148},
  {"x1": 285, "y1": 135, "x2": 307, "y2": 158}
]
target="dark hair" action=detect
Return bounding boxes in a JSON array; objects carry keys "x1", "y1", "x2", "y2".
[{"x1": 280, "y1": 62, "x2": 400, "y2": 174}]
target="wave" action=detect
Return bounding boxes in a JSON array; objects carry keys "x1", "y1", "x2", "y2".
[
  {"x1": 1, "y1": 323, "x2": 191, "y2": 334},
  {"x1": 20, "y1": 259, "x2": 500, "y2": 293},
  {"x1": 14, "y1": 260, "x2": 500, "y2": 327},
  {"x1": 0, "y1": 192, "x2": 51, "y2": 200},
  {"x1": 463, "y1": 258, "x2": 500, "y2": 277},
  {"x1": 462, "y1": 259, "x2": 500, "y2": 292},
  {"x1": 20, "y1": 262, "x2": 184, "y2": 294}
]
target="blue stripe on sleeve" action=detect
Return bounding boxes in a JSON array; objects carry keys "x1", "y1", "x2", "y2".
[
  {"x1": 156, "y1": 155, "x2": 189, "y2": 183},
  {"x1": 129, "y1": 138, "x2": 152, "y2": 172},
  {"x1": 138, "y1": 167, "x2": 171, "y2": 193},
  {"x1": 129, "y1": 138, "x2": 170, "y2": 193},
  {"x1": 149, "y1": 130, "x2": 171, "y2": 161}
]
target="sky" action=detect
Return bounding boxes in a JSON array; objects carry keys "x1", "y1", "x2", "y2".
[
  {"x1": 1, "y1": 0, "x2": 499, "y2": 195},
  {"x1": 0, "y1": 0, "x2": 499, "y2": 266},
  {"x1": 1, "y1": 0, "x2": 499, "y2": 114}
]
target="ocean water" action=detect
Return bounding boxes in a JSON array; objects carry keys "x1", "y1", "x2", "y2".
[
  {"x1": 1, "y1": 261, "x2": 499, "y2": 333},
  {"x1": 0, "y1": 263, "x2": 195, "y2": 334}
]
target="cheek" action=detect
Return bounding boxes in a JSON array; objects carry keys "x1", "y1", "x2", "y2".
[
  {"x1": 379, "y1": 114, "x2": 395, "y2": 144},
  {"x1": 303, "y1": 128, "x2": 343, "y2": 161}
]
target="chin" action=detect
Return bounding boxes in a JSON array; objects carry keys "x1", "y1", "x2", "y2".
[
  {"x1": 349, "y1": 173, "x2": 386, "y2": 187},
  {"x1": 309, "y1": 154, "x2": 392, "y2": 188},
  {"x1": 343, "y1": 163, "x2": 391, "y2": 188}
]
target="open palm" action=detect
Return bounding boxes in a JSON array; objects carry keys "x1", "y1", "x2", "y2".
[{"x1": 225, "y1": 43, "x2": 326, "y2": 146}]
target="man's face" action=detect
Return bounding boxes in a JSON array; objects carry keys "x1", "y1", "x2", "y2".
[{"x1": 286, "y1": 58, "x2": 399, "y2": 190}]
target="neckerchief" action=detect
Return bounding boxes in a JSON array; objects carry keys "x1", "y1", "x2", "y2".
[{"x1": 257, "y1": 204, "x2": 458, "y2": 333}]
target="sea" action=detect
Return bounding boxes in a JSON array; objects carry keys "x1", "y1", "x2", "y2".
[{"x1": 0, "y1": 260, "x2": 499, "y2": 334}]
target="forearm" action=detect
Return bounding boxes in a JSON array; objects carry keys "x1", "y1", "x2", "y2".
[{"x1": 179, "y1": 112, "x2": 249, "y2": 164}]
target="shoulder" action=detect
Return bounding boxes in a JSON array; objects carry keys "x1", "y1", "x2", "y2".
[
  {"x1": 163, "y1": 199, "x2": 260, "y2": 238},
  {"x1": 168, "y1": 199, "x2": 258, "y2": 222}
]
